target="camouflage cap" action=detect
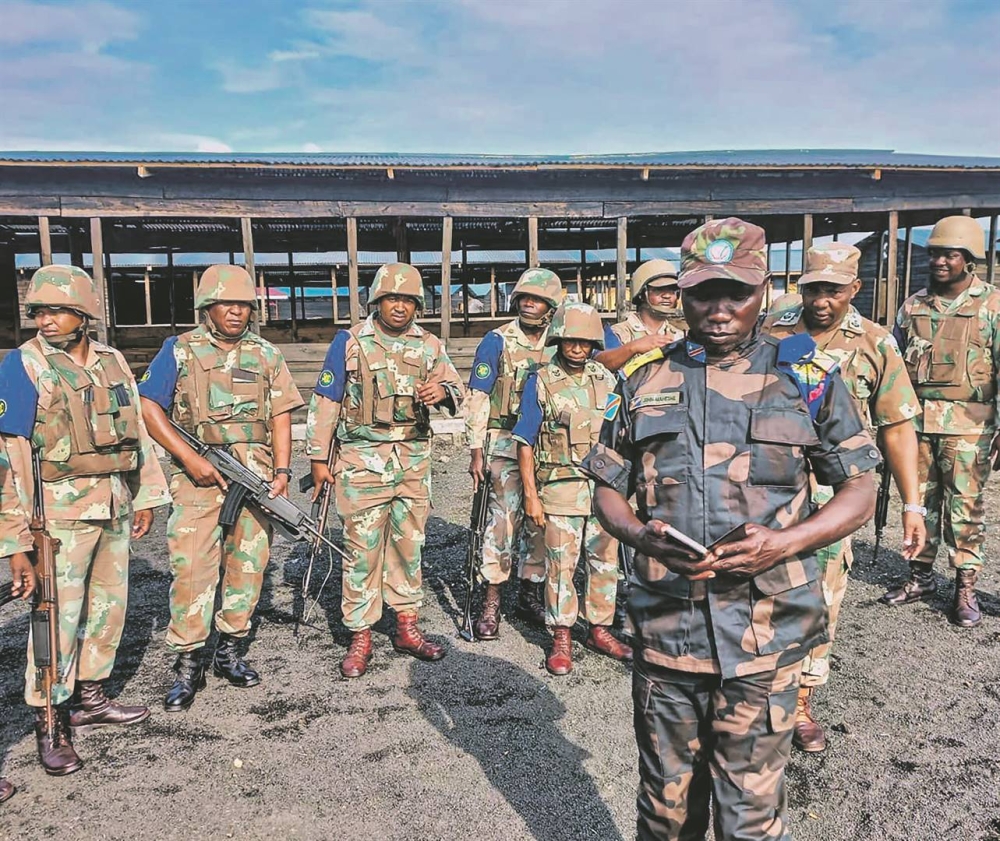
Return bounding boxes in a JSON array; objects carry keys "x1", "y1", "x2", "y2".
[
  {"x1": 195, "y1": 265, "x2": 258, "y2": 310},
  {"x1": 631, "y1": 259, "x2": 679, "y2": 303},
  {"x1": 511, "y1": 267, "x2": 563, "y2": 309},
  {"x1": 797, "y1": 243, "x2": 861, "y2": 286},
  {"x1": 546, "y1": 302, "x2": 605, "y2": 349},
  {"x1": 25, "y1": 264, "x2": 102, "y2": 320},
  {"x1": 678, "y1": 217, "x2": 768, "y2": 289},
  {"x1": 369, "y1": 262, "x2": 426, "y2": 309}
]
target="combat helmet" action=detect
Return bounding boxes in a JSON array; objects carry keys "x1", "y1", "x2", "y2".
[
  {"x1": 369, "y1": 262, "x2": 426, "y2": 309},
  {"x1": 546, "y1": 302, "x2": 605, "y2": 349},
  {"x1": 510, "y1": 268, "x2": 563, "y2": 310},
  {"x1": 927, "y1": 216, "x2": 986, "y2": 261},
  {"x1": 195, "y1": 265, "x2": 258, "y2": 310},
  {"x1": 25, "y1": 265, "x2": 102, "y2": 320},
  {"x1": 630, "y1": 259, "x2": 679, "y2": 304}
]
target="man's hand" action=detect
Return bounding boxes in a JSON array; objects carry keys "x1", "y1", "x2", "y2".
[
  {"x1": 525, "y1": 493, "x2": 546, "y2": 529},
  {"x1": 131, "y1": 509, "x2": 154, "y2": 540},
  {"x1": 991, "y1": 432, "x2": 1000, "y2": 470},
  {"x1": 416, "y1": 381, "x2": 447, "y2": 406},
  {"x1": 632, "y1": 520, "x2": 715, "y2": 580},
  {"x1": 268, "y1": 473, "x2": 290, "y2": 499},
  {"x1": 9, "y1": 552, "x2": 35, "y2": 600},
  {"x1": 707, "y1": 524, "x2": 793, "y2": 578},
  {"x1": 900, "y1": 511, "x2": 927, "y2": 560},
  {"x1": 469, "y1": 448, "x2": 486, "y2": 492},
  {"x1": 635, "y1": 333, "x2": 677, "y2": 355},
  {"x1": 182, "y1": 453, "x2": 227, "y2": 490},
  {"x1": 310, "y1": 461, "x2": 335, "y2": 502}
]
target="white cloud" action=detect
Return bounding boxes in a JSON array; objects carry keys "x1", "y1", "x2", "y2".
[
  {"x1": 215, "y1": 60, "x2": 284, "y2": 94},
  {"x1": 0, "y1": 0, "x2": 140, "y2": 50}
]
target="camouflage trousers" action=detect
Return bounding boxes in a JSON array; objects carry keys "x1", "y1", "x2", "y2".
[
  {"x1": 24, "y1": 517, "x2": 130, "y2": 707},
  {"x1": 634, "y1": 658, "x2": 802, "y2": 841},
  {"x1": 340, "y1": 496, "x2": 429, "y2": 631},
  {"x1": 801, "y1": 536, "x2": 852, "y2": 688},
  {"x1": 166, "y1": 475, "x2": 271, "y2": 652},
  {"x1": 481, "y1": 455, "x2": 545, "y2": 585},
  {"x1": 916, "y1": 432, "x2": 992, "y2": 570},
  {"x1": 543, "y1": 513, "x2": 618, "y2": 628}
]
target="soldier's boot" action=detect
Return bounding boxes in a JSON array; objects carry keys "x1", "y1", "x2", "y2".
[
  {"x1": 0, "y1": 778, "x2": 14, "y2": 803},
  {"x1": 213, "y1": 634, "x2": 261, "y2": 687},
  {"x1": 584, "y1": 625, "x2": 633, "y2": 662},
  {"x1": 516, "y1": 579, "x2": 546, "y2": 627},
  {"x1": 546, "y1": 627, "x2": 573, "y2": 676},
  {"x1": 951, "y1": 569, "x2": 982, "y2": 628},
  {"x1": 164, "y1": 651, "x2": 207, "y2": 712},
  {"x1": 880, "y1": 562, "x2": 937, "y2": 606},
  {"x1": 792, "y1": 687, "x2": 827, "y2": 753},
  {"x1": 473, "y1": 583, "x2": 503, "y2": 640},
  {"x1": 70, "y1": 680, "x2": 150, "y2": 729},
  {"x1": 34, "y1": 705, "x2": 83, "y2": 776},
  {"x1": 340, "y1": 629, "x2": 373, "y2": 678},
  {"x1": 393, "y1": 612, "x2": 446, "y2": 661}
]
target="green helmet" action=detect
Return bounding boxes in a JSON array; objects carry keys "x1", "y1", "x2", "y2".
[
  {"x1": 546, "y1": 302, "x2": 605, "y2": 349},
  {"x1": 510, "y1": 268, "x2": 563, "y2": 310},
  {"x1": 927, "y1": 216, "x2": 986, "y2": 261},
  {"x1": 195, "y1": 265, "x2": 258, "y2": 310},
  {"x1": 369, "y1": 262, "x2": 426, "y2": 309},
  {"x1": 630, "y1": 259, "x2": 679, "y2": 304},
  {"x1": 25, "y1": 265, "x2": 102, "y2": 320}
]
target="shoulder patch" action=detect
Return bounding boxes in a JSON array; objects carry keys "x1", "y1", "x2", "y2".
[
  {"x1": 474, "y1": 362, "x2": 491, "y2": 380},
  {"x1": 604, "y1": 393, "x2": 622, "y2": 421},
  {"x1": 318, "y1": 369, "x2": 334, "y2": 387},
  {"x1": 622, "y1": 347, "x2": 666, "y2": 378},
  {"x1": 774, "y1": 307, "x2": 801, "y2": 326}
]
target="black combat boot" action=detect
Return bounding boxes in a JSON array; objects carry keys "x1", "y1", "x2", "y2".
[
  {"x1": 880, "y1": 562, "x2": 937, "y2": 606},
  {"x1": 213, "y1": 634, "x2": 261, "y2": 687},
  {"x1": 951, "y1": 569, "x2": 982, "y2": 628},
  {"x1": 70, "y1": 680, "x2": 150, "y2": 729},
  {"x1": 516, "y1": 579, "x2": 546, "y2": 626},
  {"x1": 34, "y1": 704, "x2": 83, "y2": 776},
  {"x1": 164, "y1": 651, "x2": 206, "y2": 712}
]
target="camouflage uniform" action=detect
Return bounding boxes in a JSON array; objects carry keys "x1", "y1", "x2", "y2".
[
  {"x1": 307, "y1": 272, "x2": 464, "y2": 633},
  {"x1": 583, "y1": 219, "x2": 880, "y2": 840},
  {"x1": 764, "y1": 301, "x2": 920, "y2": 687},
  {"x1": 895, "y1": 277, "x2": 1000, "y2": 571},
  {"x1": 139, "y1": 323, "x2": 303, "y2": 652}
]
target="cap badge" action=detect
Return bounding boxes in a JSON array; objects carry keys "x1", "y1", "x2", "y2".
[{"x1": 704, "y1": 239, "x2": 735, "y2": 264}]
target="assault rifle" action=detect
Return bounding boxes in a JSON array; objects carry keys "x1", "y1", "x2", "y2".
[
  {"x1": 873, "y1": 463, "x2": 892, "y2": 561},
  {"x1": 460, "y1": 437, "x2": 492, "y2": 642},
  {"x1": 30, "y1": 448, "x2": 60, "y2": 736},
  {"x1": 0, "y1": 581, "x2": 17, "y2": 608},
  {"x1": 614, "y1": 540, "x2": 635, "y2": 634},
  {"x1": 170, "y1": 421, "x2": 349, "y2": 561}
]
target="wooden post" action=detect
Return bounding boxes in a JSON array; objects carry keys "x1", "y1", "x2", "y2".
[
  {"x1": 802, "y1": 213, "x2": 814, "y2": 256},
  {"x1": 167, "y1": 249, "x2": 176, "y2": 333},
  {"x1": 288, "y1": 252, "x2": 298, "y2": 342},
  {"x1": 394, "y1": 218, "x2": 410, "y2": 264},
  {"x1": 903, "y1": 226, "x2": 914, "y2": 298},
  {"x1": 988, "y1": 214, "x2": 998, "y2": 286},
  {"x1": 461, "y1": 242, "x2": 470, "y2": 335},
  {"x1": 144, "y1": 268, "x2": 153, "y2": 325},
  {"x1": 527, "y1": 217, "x2": 539, "y2": 268},
  {"x1": 241, "y1": 217, "x2": 260, "y2": 333},
  {"x1": 330, "y1": 267, "x2": 338, "y2": 320},
  {"x1": 1, "y1": 245, "x2": 21, "y2": 346},
  {"x1": 89, "y1": 218, "x2": 109, "y2": 344},
  {"x1": 765, "y1": 243, "x2": 773, "y2": 305},
  {"x1": 347, "y1": 217, "x2": 360, "y2": 325},
  {"x1": 38, "y1": 216, "x2": 53, "y2": 266},
  {"x1": 784, "y1": 240, "x2": 792, "y2": 289},
  {"x1": 258, "y1": 271, "x2": 269, "y2": 326},
  {"x1": 441, "y1": 216, "x2": 453, "y2": 341},
  {"x1": 616, "y1": 217, "x2": 628, "y2": 322},
  {"x1": 489, "y1": 266, "x2": 497, "y2": 317},
  {"x1": 885, "y1": 211, "x2": 899, "y2": 324}
]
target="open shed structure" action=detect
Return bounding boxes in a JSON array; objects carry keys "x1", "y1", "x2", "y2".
[{"x1": 0, "y1": 148, "x2": 998, "y2": 391}]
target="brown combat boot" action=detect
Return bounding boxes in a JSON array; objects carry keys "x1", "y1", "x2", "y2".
[
  {"x1": 70, "y1": 681, "x2": 150, "y2": 729},
  {"x1": 474, "y1": 583, "x2": 503, "y2": 640},
  {"x1": 0, "y1": 778, "x2": 14, "y2": 804},
  {"x1": 34, "y1": 705, "x2": 83, "y2": 776},
  {"x1": 546, "y1": 627, "x2": 574, "y2": 676},
  {"x1": 340, "y1": 629, "x2": 373, "y2": 678},
  {"x1": 585, "y1": 626, "x2": 633, "y2": 662},
  {"x1": 393, "y1": 612, "x2": 446, "y2": 661},
  {"x1": 792, "y1": 687, "x2": 827, "y2": 753},
  {"x1": 880, "y1": 562, "x2": 937, "y2": 606},
  {"x1": 517, "y1": 579, "x2": 547, "y2": 626},
  {"x1": 951, "y1": 569, "x2": 982, "y2": 628}
]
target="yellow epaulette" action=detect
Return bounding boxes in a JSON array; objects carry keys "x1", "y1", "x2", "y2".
[{"x1": 622, "y1": 347, "x2": 665, "y2": 378}]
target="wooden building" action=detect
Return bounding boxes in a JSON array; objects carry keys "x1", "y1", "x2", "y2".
[{"x1": 1, "y1": 148, "x2": 998, "y2": 391}]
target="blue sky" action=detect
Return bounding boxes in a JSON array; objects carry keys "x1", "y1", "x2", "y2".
[{"x1": 2, "y1": 0, "x2": 998, "y2": 155}]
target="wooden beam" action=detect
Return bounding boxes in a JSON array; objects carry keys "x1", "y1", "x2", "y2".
[
  {"x1": 441, "y1": 216, "x2": 453, "y2": 341},
  {"x1": 288, "y1": 252, "x2": 298, "y2": 342},
  {"x1": 527, "y1": 217, "x2": 539, "y2": 268},
  {"x1": 144, "y1": 268, "x2": 153, "y2": 325},
  {"x1": 988, "y1": 214, "x2": 998, "y2": 286},
  {"x1": 38, "y1": 216, "x2": 52, "y2": 266},
  {"x1": 330, "y1": 267, "x2": 338, "y2": 320},
  {"x1": 616, "y1": 217, "x2": 627, "y2": 322},
  {"x1": 885, "y1": 211, "x2": 899, "y2": 324},
  {"x1": 784, "y1": 240, "x2": 792, "y2": 289},
  {"x1": 903, "y1": 226, "x2": 914, "y2": 298},
  {"x1": 346, "y1": 217, "x2": 360, "y2": 325},
  {"x1": 801, "y1": 213, "x2": 814, "y2": 256},
  {"x1": 241, "y1": 217, "x2": 256, "y2": 279},
  {"x1": 394, "y1": 218, "x2": 410, "y2": 263},
  {"x1": 89, "y1": 217, "x2": 109, "y2": 344}
]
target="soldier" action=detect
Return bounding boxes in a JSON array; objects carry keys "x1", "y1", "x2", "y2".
[
  {"x1": 512, "y1": 302, "x2": 631, "y2": 674},
  {"x1": 138, "y1": 265, "x2": 303, "y2": 711},
  {"x1": 465, "y1": 268, "x2": 563, "y2": 639},
  {"x1": 763, "y1": 243, "x2": 926, "y2": 752},
  {"x1": 881, "y1": 215, "x2": 999, "y2": 626},
  {"x1": 595, "y1": 259, "x2": 685, "y2": 373},
  {"x1": 0, "y1": 265, "x2": 170, "y2": 775},
  {"x1": 307, "y1": 263, "x2": 464, "y2": 678},
  {"x1": 583, "y1": 219, "x2": 878, "y2": 840}
]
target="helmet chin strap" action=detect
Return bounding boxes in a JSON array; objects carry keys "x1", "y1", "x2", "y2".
[
  {"x1": 204, "y1": 311, "x2": 250, "y2": 341},
  {"x1": 40, "y1": 326, "x2": 86, "y2": 348},
  {"x1": 646, "y1": 302, "x2": 676, "y2": 316}
]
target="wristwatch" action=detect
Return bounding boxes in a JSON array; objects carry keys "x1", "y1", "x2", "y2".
[
  {"x1": 275, "y1": 468, "x2": 293, "y2": 478},
  {"x1": 902, "y1": 503, "x2": 927, "y2": 517}
]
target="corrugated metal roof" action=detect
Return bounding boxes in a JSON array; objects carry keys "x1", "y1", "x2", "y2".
[{"x1": 2, "y1": 149, "x2": 1000, "y2": 170}]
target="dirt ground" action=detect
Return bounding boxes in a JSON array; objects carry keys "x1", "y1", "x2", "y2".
[{"x1": 2, "y1": 440, "x2": 1000, "y2": 841}]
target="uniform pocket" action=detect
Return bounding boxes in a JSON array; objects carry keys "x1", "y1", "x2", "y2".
[
  {"x1": 748, "y1": 408, "x2": 818, "y2": 487},
  {"x1": 632, "y1": 406, "x2": 689, "y2": 485},
  {"x1": 766, "y1": 687, "x2": 799, "y2": 734}
]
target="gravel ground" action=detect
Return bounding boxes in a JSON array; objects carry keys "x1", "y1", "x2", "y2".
[{"x1": 1, "y1": 441, "x2": 999, "y2": 840}]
